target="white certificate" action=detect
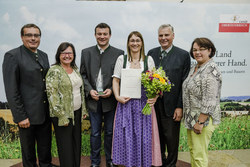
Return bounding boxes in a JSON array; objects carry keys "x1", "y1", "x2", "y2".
[{"x1": 120, "y1": 69, "x2": 141, "y2": 99}]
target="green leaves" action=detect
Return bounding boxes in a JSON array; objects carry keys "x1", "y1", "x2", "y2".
[
  {"x1": 141, "y1": 67, "x2": 172, "y2": 98},
  {"x1": 141, "y1": 103, "x2": 151, "y2": 115},
  {"x1": 141, "y1": 67, "x2": 172, "y2": 115}
]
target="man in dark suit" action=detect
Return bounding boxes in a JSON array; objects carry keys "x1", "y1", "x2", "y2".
[
  {"x1": 2, "y1": 24, "x2": 56, "y2": 167},
  {"x1": 80, "y1": 23, "x2": 124, "y2": 167},
  {"x1": 148, "y1": 24, "x2": 191, "y2": 167}
]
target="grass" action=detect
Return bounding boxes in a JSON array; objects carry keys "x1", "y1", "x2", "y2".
[
  {"x1": 0, "y1": 139, "x2": 20, "y2": 159},
  {"x1": 209, "y1": 115, "x2": 249, "y2": 150},
  {"x1": 179, "y1": 115, "x2": 249, "y2": 152},
  {"x1": 0, "y1": 115, "x2": 249, "y2": 159}
]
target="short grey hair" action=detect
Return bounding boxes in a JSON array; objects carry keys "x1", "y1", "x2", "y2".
[{"x1": 158, "y1": 24, "x2": 174, "y2": 33}]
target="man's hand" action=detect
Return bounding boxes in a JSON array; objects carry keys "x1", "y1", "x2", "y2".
[
  {"x1": 18, "y1": 118, "x2": 30, "y2": 128},
  {"x1": 90, "y1": 90, "x2": 99, "y2": 101},
  {"x1": 173, "y1": 108, "x2": 183, "y2": 121},
  {"x1": 99, "y1": 89, "x2": 112, "y2": 98}
]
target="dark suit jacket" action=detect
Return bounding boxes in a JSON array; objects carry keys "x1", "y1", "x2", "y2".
[
  {"x1": 2, "y1": 45, "x2": 50, "y2": 124},
  {"x1": 80, "y1": 45, "x2": 124, "y2": 113},
  {"x1": 147, "y1": 46, "x2": 191, "y2": 116}
]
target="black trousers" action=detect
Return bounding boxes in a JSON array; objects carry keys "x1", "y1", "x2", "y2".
[
  {"x1": 52, "y1": 109, "x2": 82, "y2": 167},
  {"x1": 18, "y1": 118, "x2": 52, "y2": 167},
  {"x1": 154, "y1": 99, "x2": 180, "y2": 167}
]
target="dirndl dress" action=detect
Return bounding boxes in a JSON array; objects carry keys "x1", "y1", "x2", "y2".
[{"x1": 112, "y1": 87, "x2": 162, "y2": 167}]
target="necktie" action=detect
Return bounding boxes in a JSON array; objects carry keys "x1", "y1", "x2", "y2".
[
  {"x1": 161, "y1": 50, "x2": 167, "y2": 58},
  {"x1": 159, "y1": 51, "x2": 167, "y2": 67}
]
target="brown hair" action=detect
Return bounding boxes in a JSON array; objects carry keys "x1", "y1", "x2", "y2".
[
  {"x1": 54, "y1": 42, "x2": 77, "y2": 68},
  {"x1": 21, "y1": 23, "x2": 41, "y2": 36},
  {"x1": 95, "y1": 23, "x2": 111, "y2": 35},
  {"x1": 190, "y1": 37, "x2": 216, "y2": 59}
]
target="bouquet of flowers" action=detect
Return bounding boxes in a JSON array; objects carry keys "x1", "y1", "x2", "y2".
[{"x1": 141, "y1": 67, "x2": 172, "y2": 115}]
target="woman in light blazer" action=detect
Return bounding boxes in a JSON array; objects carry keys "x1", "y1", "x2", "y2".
[{"x1": 183, "y1": 38, "x2": 222, "y2": 167}]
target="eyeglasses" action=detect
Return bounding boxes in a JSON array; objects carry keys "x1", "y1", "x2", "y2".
[
  {"x1": 129, "y1": 39, "x2": 142, "y2": 43},
  {"x1": 192, "y1": 48, "x2": 207, "y2": 53},
  {"x1": 61, "y1": 52, "x2": 73, "y2": 56},
  {"x1": 23, "y1": 33, "x2": 41, "y2": 38}
]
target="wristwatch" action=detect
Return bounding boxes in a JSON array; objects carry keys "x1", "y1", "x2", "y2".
[{"x1": 197, "y1": 120, "x2": 205, "y2": 125}]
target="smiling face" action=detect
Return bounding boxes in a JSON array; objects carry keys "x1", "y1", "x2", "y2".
[
  {"x1": 21, "y1": 27, "x2": 41, "y2": 52},
  {"x1": 192, "y1": 42, "x2": 211, "y2": 66},
  {"x1": 158, "y1": 27, "x2": 175, "y2": 50},
  {"x1": 128, "y1": 34, "x2": 142, "y2": 54},
  {"x1": 95, "y1": 27, "x2": 111, "y2": 50},
  {"x1": 59, "y1": 46, "x2": 74, "y2": 67}
]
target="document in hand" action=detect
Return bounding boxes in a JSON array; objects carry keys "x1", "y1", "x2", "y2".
[{"x1": 120, "y1": 69, "x2": 141, "y2": 99}]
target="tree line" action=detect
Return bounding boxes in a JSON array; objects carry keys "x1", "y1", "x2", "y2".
[{"x1": 221, "y1": 102, "x2": 250, "y2": 111}]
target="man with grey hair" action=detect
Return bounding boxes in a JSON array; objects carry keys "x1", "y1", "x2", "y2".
[{"x1": 147, "y1": 24, "x2": 190, "y2": 167}]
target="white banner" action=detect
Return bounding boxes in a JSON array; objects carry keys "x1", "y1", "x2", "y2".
[{"x1": 0, "y1": 1, "x2": 250, "y2": 100}]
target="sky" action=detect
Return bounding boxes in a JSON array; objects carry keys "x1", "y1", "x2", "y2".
[{"x1": 0, "y1": 0, "x2": 250, "y2": 101}]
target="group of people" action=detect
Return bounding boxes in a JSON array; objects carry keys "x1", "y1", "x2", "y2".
[{"x1": 2, "y1": 22, "x2": 222, "y2": 167}]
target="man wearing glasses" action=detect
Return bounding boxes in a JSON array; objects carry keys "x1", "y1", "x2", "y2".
[{"x1": 2, "y1": 24, "x2": 56, "y2": 167}]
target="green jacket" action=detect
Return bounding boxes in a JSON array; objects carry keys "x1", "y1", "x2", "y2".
[{"x1": 46, "y1": 65, "x2": 87, "y2": 126}]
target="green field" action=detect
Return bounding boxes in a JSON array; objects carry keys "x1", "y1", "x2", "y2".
[
  {"x1": 0, "y1": 115, "x2": 249, "y2": 159},
  {"x1": 179, "y1": 115, "x2": 249, "y2": 151}
]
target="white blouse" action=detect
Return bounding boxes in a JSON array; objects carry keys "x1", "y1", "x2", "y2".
[
  {"x1": 113, "y1": 55, "x2": 155, "y2": 79},
  {"x1": 68, "y1": 70, "x2": 83, "y2": 111}
]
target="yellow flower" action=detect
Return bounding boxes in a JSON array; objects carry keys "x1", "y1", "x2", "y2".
[
  {"x1": 153, "y1": 74, "x2": 160, "y2": 78},
  {"x1": 159, "y1": 77, "x2": 165, "y2": 84},
  {"x1": 241, "y1": 128, "x2": 245, "y2": 131}
]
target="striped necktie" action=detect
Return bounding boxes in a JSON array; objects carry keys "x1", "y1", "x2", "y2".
[
  {"x1": 161, "y1": 50, "x2": 167, "y2": 58},
  {"x1": 159, "y1": 51, "x2": 167, "y2": 67}
]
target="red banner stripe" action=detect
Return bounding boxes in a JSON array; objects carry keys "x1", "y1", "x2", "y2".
[{"x1": 219, "y1": 23, "x2": 250, "y2": 32}]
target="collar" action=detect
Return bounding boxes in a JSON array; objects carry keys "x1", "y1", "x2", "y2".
[
  {"x1": 22, "y1": 45, "x2": 38, "y2": 55},
  {"x1": 161, "y1": 45, "x2": 173, "y2": 54},
  {"x1": 196, "y1": 58, "x2": 213, "y2": 71},
  {"x1": 97, "y1": 44, "x2": 110, "y2": 54}
]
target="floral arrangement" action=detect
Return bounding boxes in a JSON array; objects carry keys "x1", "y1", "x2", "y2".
[{"x1": 141, "y1": 67, "x2": 172, "y2": 115}]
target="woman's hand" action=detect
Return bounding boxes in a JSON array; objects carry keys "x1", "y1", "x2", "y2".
[
  {"x1": 147, "y1": 95, "x2": 158, "y2": 107},
  {"x1": 116, "y1": 96, "x2": 131, "y2": 104},
  {"x1": 193, "y1": 123, "x2": 204, "y2": 134},
  {"x1": 82, "y1": 114, "x2": 87, "y2": 120},
  {"x1": 193, "y1": 113, "x2": 208, "y2": 134},
  {"x1": 63, "y1": 123, "x2": 69, "y2": 127}
]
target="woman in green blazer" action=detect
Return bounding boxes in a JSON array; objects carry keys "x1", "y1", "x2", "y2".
[{"x1": 46, "y1": 42, "x2": 87, "y2": 167}]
